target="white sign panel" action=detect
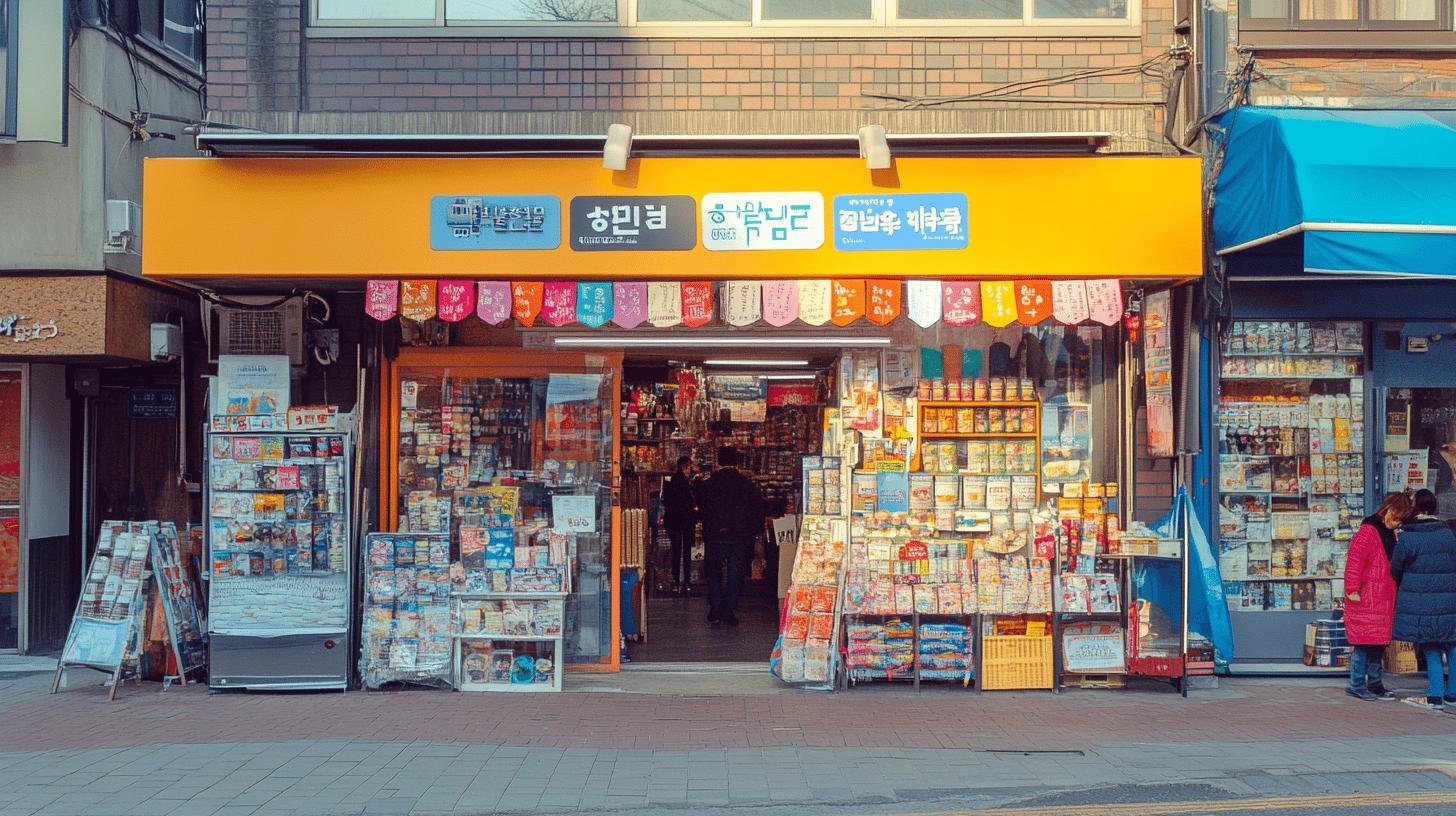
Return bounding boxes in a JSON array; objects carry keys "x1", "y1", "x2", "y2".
[{"x1": 701, "y1": 192, "x2": 825, "y2": 251}]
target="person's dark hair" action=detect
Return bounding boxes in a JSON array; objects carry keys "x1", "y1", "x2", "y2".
[
  {"x1": 1413, "y1": 488, "x2": 1439, "y2": 516},
  {"x1": 676, "y1": 455, "x2": 693, "y2": 470},
  {"x1": 717, "y1": 446, "x2": 740, "y2": 467}
]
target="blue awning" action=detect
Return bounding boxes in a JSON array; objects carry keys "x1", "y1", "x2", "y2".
[{"x1": 1211, "y1": 107, "x2": 1456, "y2": 278}]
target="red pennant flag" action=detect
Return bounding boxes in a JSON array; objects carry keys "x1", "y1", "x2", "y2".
[
  {"x1": 830, "y1": 279, "x2": 866, "y2": 327},
  {"x1": 400, "y1": 281, "x2": 437, "y2": 322},
  {"x1": 512, "y1": 282, "x2": 544, "y2": 327},
  {"x1": 941, "y1": 281, "x2": 980, "y2": 326},
  {"x1": 1014, "y1": 280, "x2": 1053, "y2": 325},
  {"x1": 364, "y1": 280, "x2": 398, "y2": 322},
  {"x1": 680, "y1": 281, "x2": 714, "y2": 328},
  {"x1": 436, "y1": 280, "x2": 475, "y2": 323}
]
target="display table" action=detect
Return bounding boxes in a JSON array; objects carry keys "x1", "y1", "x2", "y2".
[{"x1": 452, "y1": 592, "x2": 566, "y2": 692}]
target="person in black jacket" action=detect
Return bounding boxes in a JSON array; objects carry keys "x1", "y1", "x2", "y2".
[
  {"x1": 695, "y1": 446, "x2": 767, "y2": 626},
  {"x1": 661, "y1": 455, "x2": 699, "y2": 595},
  {"x1": 1390, "y1": 489, "x2": 1456, "y2": 710}
]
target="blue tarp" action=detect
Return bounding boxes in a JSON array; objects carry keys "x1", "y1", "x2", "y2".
[
  {"x1": 1137, "y1": 487, "x2": 1235, "y2": 671},
  {"x1": 1211, "y1": 107, "x2": 1456, "y2": 278}
]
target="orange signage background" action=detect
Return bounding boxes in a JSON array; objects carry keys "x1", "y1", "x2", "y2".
[{"x1": 142, "y1": 155, "x2": 1202, "y2": 281}]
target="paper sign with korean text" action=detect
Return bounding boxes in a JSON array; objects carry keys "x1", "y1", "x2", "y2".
[
  {"x1": 476, "y1": 281, "x2": 511, "y2": 325},
  {"x1": 430, "y1": 195, "x2": 561, "y2": 250},
  {"x1": 797, "y1": 280, "x2": 831, "y2": 326},
  {"x1": 724, "y1": 281, "x2": 762, "y2": 326},
  {"x1": 906, "y1": 280, "x2": 942, "y2": 328},
  {"x1": 647, "y1": 282, "x2": 683, "y2": 328},
  {"x1": 436, "y1": 280, "x2": 475, "y2": 323},
  {"x1": 702, "y1": 192, "x2": 825, "y2": 251},
  {"x1": 767, "y1": 383, "x2": 818, "y2": 407},
  {"x1": 832, "y1": 193, "x2": 968, "y2": 251},
  {"x1": 1086, "y1": 280, "x2": 1124, "y2": 326},
  {"x1": 511, "y1": 282, "x2": 544, "y2": 327},
  {"x1": 761, "y1": 281, "x2": 799, "y2": 327},
  {"x1": 866, "y1": 280, "x2": 901, "y2": 326},
  {"x1": 709, "y1": 375, "x2": 768, "y2": 422},
  {"x1": 576, "y1": 282, "x2": 613, "y2": 328},
  {"x1": 1015, "y1": 280, "x2": 1053, "y2": 324},
  {"x1": 942, "y1": 281, "x2": 981, "y2": 326},
  {"x1": 980, "y1": 281, "x2": 1018, "y2": 328},
  {"x1": 364, "y1": 280, "x2": 398, "y2": 321},
  {"x1": 568, "y1": 195, "x2": 696, "y2": 251},
  {"x1": 541, "y1": 281, "x2": 578, "y2": 327},
  {"x1": 1052, "y1": 280, "x2": 1090, "y2": 324},
  {"x1": 680, "y1": 281, "x2": 714, "y2": 327},
  {"x1": 612, "y1": 282, "x2": 648, "y2": 329},
  {"x1": 830, "y1": 279, "x2": 865, "y2": 326},
  {"x1": 400, "y1": 281, "x2": 437, "y2": 322},
  {"x1": 551, "y1": 495, "x2": 598, "y2": 535}
]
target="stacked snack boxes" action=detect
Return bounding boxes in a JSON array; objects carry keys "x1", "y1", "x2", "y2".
[
  {"x1": 775, "y1": 515, "x2": 847, "y2": 686},
  {"x1": 361, "y1": 533, "x2": 453, "y2": 688}
]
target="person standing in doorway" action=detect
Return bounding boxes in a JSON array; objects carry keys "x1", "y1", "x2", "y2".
[
  {"x1": 696, "y1": 446, "x2": 767, "y2": 626},
  {"x1": 1390, "y1": 489, "x2": 1456, "y2": 710},
  {"x1": 661, "y1": 455, "x2": 699, "y2": 595},
  {"x1": 1343, "y1": 492, "x2": 1412, "y2": 701}
]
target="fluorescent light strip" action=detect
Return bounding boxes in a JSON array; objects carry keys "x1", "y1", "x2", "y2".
[
  {"x1": 703, "y1": 359, "x2": 810, "y2": 367},
  {"x1": 553, "y1": 335, "x2": 892, "y2": 348},
  {"x1": 758, "y1": 374, "x2": 817, "y2": 381}
]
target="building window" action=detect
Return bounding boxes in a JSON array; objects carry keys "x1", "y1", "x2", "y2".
[
  {"x1": 1241, "y1": 0, "x2": 1450, "y2": 30},
  {"x1": 312, "y1": 0, "x2": 1135, "y2": 30},
  {"x1": 1, "y1": 0, "x2": 12, "y2": 138},
  {"x1": 134, "y1": 0, "x2": 204, "y2": 65}
]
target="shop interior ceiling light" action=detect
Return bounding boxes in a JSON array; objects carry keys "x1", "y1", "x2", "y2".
[
  {"x1": 553, "y1": 335, "x2": 892, "y2": 348},
  {"x1": 702, "y1": 359, "x2": 810, "y2": 367}
]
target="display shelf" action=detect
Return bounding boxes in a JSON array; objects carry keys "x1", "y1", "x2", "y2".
[
  {"x1": 1219, "y1": 374, "x2": 1361, "y2": 381},
  {"x1": 453, "y1": 591, "x2": 569, "y2": 600},
  {"x1": 453, "y1": 633, "x2": 560, "y2": 642},
  {"x1": 1221, "y1": 351, "x2": 1364, "y2": 358},
  {"x1": 920, "y1": 432, "x2": 1039, "y2": 440},
  {"x1": 919, "y1": 400, "x2": 1041, "y2": 409}
]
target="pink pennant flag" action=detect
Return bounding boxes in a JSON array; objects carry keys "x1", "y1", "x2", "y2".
[
  {"x1": 364, "y1": 280, "x2": 398, "y2": 322},
  {"x1": 680, "y1": 281, "x2": 714, "y2": 328},
  {"x1": 1085, "y1": 279, "x2": 1124, "y2": 326},
  {"x1": 476, "y1": 281, "x2": 511, "y2": 325},
  {"x1": 612, "y1": 282, "x2": 648, "y2": 329},
  {"x1": 1051, "y1": 280, "x2": 1090, "y2": 325},
  {"x1": 541, "y1": 281, "x2": 578, "y2": 327},
  {"x1": 761, "y1": 281, "x2": 799, "y2": 327},
  {"x1": 941, "y1": 281, "x2": 980, "y2": 326},
  {"x1": 906, "y1": 280, "x2": 942, "y2": 328},
  {"x1": 436, "y1": 280, "x2": 475, "y2": 323}
]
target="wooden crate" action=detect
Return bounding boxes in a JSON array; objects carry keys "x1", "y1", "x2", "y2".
[
  {"x1": 1062, "y1": 672, "x2": 1126, "y2": 689},
  {"x1": 982, "y1": 635, "x2": 1054, "y2": 690}
]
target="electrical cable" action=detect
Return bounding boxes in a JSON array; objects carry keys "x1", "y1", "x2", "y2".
[{"x1": 863, "y1": 51, "x2": 1178, "y2": 110}]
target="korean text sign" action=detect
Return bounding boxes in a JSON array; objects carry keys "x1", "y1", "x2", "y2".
[
  {"x1": 701, "y1": 192, "x2": 825, "y2": 251},
  {"x1": 569, "y1": 196, "x2": 696, "y2": 251},
  {"x1": 832, "y1": 193, "x2": 969, "y2": 251},
  {"x1": 430, "y1": 195, "x2": 561, "y2": 250}
]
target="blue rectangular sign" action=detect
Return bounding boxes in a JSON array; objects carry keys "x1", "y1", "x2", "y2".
[
  {"x1": 430, "y1": 195, "x2": 562, "y2": 251},
  {"x1": 832, "y1": 192, "x2": 969, "y2": 251}
]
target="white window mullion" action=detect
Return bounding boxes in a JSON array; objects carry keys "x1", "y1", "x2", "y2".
[
  {"x1": 751, "y1": 0, "x2": 764, "y2": 27},
  {"x1": 436, "y1": 0, "x2": 445, "y2": 26}
]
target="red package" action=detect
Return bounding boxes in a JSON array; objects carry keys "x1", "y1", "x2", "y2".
[
  {"x1": 784, "y1": 611, "x2": 809, "y2": 640},
  {"x1": 811, "y1": 585, "x2": 838, "y2": 613},
  {"x1": 790, "y1": 586, "x2": 814, "y2": 614},
  {"x1": 808, "y1": 613, "x2": 835, "y2": 641}
]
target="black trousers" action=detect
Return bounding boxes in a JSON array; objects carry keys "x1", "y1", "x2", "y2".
[
  {"x1": 667, "y1": 525, "x2": 695, "y2": 586},
  {"x1": 703, "y1": 540, "x2": 750, "y2": 616}
]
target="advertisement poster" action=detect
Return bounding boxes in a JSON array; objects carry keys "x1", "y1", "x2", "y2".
[
  {"x1": 1142, "y1": 291, "x2": 1175, "y2": 457},
  {"x1": 216, "y1": 355, "x2": 291, "y2": 417},
  {"x1": 709, "y1": 375, "x2": 768, "y2": 423}
]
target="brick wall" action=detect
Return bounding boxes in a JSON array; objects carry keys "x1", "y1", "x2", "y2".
[
  {"x1": 1133, "y1": 405, "x2": 1176, "y2": 524},
  {"x1": 1246, "y1": 53, "x2": 1456, "y2": 106},
  {"x1": 206, "y1": 0, "x2": 1184, "y2": 150}
]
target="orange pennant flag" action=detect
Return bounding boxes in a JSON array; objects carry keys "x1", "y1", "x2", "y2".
[
  {"x1": 512, "y1": 282, "x2": 544, "y2": 327},
  {"x1": 399, "y1": 280, "x2": 437, "y2": 322},
  {"x1": 830, "y1": 279, "x2": 866, "y2": 327},
  {"x1": 866, "y1": 280, "x2": 902, "y2": 326},
  {"x1": 1015, "y1": 280, "x2": 1054, "y2": 325}
]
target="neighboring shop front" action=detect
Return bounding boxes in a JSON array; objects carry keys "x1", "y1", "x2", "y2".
[
  {"x1": 1208, "y1": 108, "x2": 1456, "y2": 668},
  {"x1": 144, "y1": 140, "x2": 1213, "y2": 690}
]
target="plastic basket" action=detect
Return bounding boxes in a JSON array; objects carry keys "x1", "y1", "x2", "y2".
[{"x1": 982, "y1": 635, "x2": 1054, "y2": 690}]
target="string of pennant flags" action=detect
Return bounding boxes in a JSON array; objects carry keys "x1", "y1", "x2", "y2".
[{"x1": 364, "y1": 279, "x2": 1126, "y2": 330}]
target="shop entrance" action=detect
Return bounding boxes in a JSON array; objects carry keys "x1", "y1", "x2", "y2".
[
  {"x1": 619, "y1": 356, "x2": 829, "y2": 664},
  {"x1": 0, "y1": 367, "x2": 20, "y2": 652}
]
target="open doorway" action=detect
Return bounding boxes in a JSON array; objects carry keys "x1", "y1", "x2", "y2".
[{"x1": 619, "y1": 355, "x2": 830, "y2": 664}]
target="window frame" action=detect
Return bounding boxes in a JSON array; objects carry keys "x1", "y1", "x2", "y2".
[
  {"x1": 1240, "y1": 0, "x2": 1452, "y2": 33},
  {"x1": 133, "y1": 0, "x2": 205, "y2": 68},
  {"x1": 2, "y1": 0, "x2": 15, "y2": 139},
  {"x1": 310, "y1": 0, "x2": 1140, "y2": 34}
]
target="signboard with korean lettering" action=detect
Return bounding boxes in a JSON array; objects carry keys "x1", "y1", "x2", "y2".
[
  {"x1": 568, "y1": 196, "x2": 696, "y2": 251},
  {"x1": 129, "y1": 388, "x2": 178, "y2": 421},
  {"x1": 701, "y1": 193, "x2": 825, "y2": 251},
  {"x1": 832, "y1": 193, "x2": 968, "y2": 251},
  {"x1": 429, "y1": 195, "x2": 561, "y2": 251}
]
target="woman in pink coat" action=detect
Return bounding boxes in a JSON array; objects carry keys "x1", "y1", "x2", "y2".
[{"x1": 1344, "y1": 492, "x2": 1413, "y2": 701}]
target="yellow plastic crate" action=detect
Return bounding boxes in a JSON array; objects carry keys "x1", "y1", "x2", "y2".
[{"x1": 982, "y1": 635, "x2": 1054, "y2": 690}]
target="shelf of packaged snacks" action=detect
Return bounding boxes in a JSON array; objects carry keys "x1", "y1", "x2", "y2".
[
  {"x1": 454, "y1": 633, "x2": 560, "y2": 642},
  {"x1": 920, "y1": 432, "x2": 1039, "y2": 440},
  {"x1": 1221, "y1": 351, "x2": 1365, "y2": 358},
  {"x1": 1100, "y1": 553, "x2": 1181, "y2": 561},
  {"x1": 453, "y1": 592, "x2": 569, "y2": 599},
  {"x1": 1219, "y1": 374, "x2": 1361, "y2": 380},
  {"x1": 918, "y1": 401, "x2": 1040, "y2": 409}
]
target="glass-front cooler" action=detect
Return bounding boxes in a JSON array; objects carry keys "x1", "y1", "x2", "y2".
[
  {"x1": 205, "y1": 431, "x2": 353, "y2": 689},
  {"x1": 392, "y1": 362, "x2": 616, "y2": 667}
]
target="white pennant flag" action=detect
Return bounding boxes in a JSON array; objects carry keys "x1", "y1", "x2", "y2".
[
  {"x1": 796, "y1": 280, "x2": 831, "y2": 326},
  {"x1": 647, "y1": 282, "x2": 683, "y2": 328},
  {"x1": 724, "y1": 281, "x2": 762, "y2": 327},
  {"x1": 906, "y1": 280, "x2": 942, "y2": 328},
  {"x1": 1051, "y1": 280, "x2": 1090, "y2": 325}
]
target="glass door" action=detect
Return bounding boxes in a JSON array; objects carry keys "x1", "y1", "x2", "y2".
[
  {"x1": 0, "y1": 368, "x2": 21, "y2": 651},
  {"x1": 1379, "y1": 388, "x2": 1456, "y2": 519}
]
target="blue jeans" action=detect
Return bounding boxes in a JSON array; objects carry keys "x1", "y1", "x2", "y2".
[
  {"x1": 1422, "y1": 643, "x2": 1456, "y2": 700},
  {"x1": 1347, "y1": 644, "x2": 1386, "y2": 692},
  {"x1": 702, "y1": 540, "x2": 748, "y2": 617}
]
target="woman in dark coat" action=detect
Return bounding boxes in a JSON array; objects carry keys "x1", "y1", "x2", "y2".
[{"x1": 1390, "y1": 489, "x2": 1456, "y2": 710}]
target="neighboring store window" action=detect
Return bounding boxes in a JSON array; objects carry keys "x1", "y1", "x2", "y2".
[
  {"x1": 135, "y1": 0, "x2": 204, "y2": 66},
  {"x1": 312, "y1": 0, "x2": 1134, "y2": 30},
  {"x1": 1241, "y1": 0, "x2": 1451, "y2": 43}
]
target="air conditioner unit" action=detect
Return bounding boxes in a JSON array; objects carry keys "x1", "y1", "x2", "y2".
[{"x1": 206, "y1": 296, "x2": 305, "y2": 366}]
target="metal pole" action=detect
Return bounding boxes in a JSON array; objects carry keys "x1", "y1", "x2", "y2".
[{"x1": 1179, "y1": 453, "x2": 1192, "y2": 699}]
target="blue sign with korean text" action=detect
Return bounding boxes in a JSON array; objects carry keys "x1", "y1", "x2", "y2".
[
  {"x1": 430, "y1": 195, "x2": 561, "y2": 250},
  {"x1": 832, "y1": 193, "x2": 969, "y2": 251}
]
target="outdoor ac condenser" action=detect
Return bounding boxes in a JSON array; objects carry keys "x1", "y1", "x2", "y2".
[{"x1": 206, "y1": 296, "x2": 305, "y2": 366}]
